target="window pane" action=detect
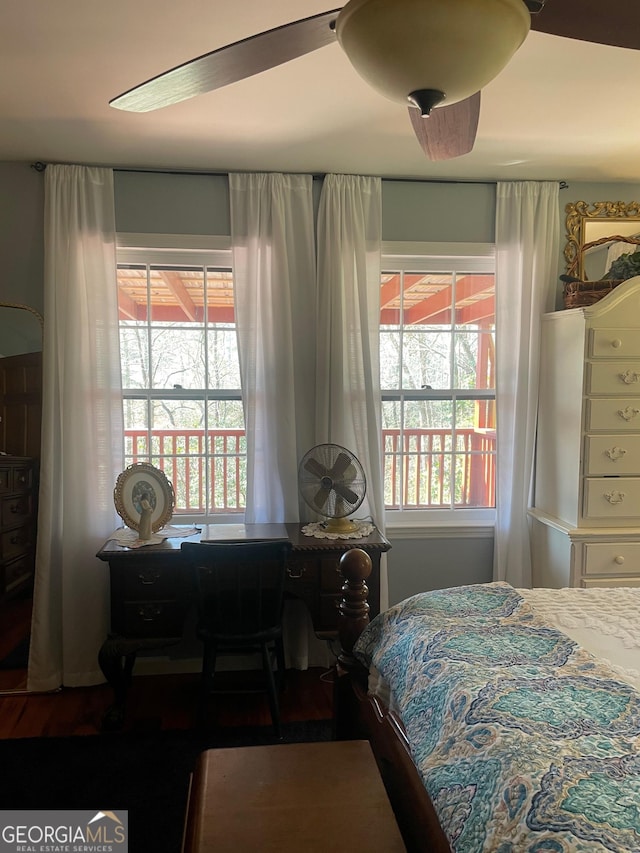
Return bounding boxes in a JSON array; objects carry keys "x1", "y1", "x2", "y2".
[
  {"x1": 454, "y1": 274, "x2": 495, "y2": 329},
  {"x1": 402, "y1": 331, "x2": 451, "y2": 390},
  {"x1": 380, "y1": 330, "x2": 401, "y2": 389},
  {"x1": 405, "y1": 273, "x2": 453, "y2": 329},
  {"x1": 208, "y1": 328, "x2": 241, "y2": 389},
  {"x1": 119, "y1": 328, "x2": 149, "y2": 389},
  {"x1": 148, "y1": 266, "x2": 206, "y2": 326},
  {"x1": 208, "y1": 400, "x2": 246, "y2": 513},
  {"x1": 148, "y1": 328, "x2": 207, "y2": 389},
  {"x1": 454, "y1": 330, "x2": 495, "y2": 390}
]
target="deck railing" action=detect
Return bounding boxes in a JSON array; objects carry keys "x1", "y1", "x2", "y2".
[{"x1": 125, "y1": 428, "x2": 496, "y2": 514}]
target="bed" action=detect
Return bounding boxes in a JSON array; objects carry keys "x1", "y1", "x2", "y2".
[{"x1": 334, "y1": 549, "x2": 640, "y2": 853}]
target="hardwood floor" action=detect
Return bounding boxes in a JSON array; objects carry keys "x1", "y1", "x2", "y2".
[
  {"x1": 0, "y1": 667, "x2": 335, "y2": 739},
  {"x1": 0, "y1": 593, "x2": 334, "y2": 739}
]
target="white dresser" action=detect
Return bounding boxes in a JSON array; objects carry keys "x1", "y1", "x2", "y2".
[{"x1": 530, "y1": 275, "x2": 640, "y2": 588}]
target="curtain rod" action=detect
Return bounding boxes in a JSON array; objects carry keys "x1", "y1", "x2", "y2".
[{"x1": 30, "y1": 162, "x2": 569, "y2": 189}]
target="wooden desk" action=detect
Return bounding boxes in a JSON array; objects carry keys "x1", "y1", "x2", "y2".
[
  {"x1": 96, "y1": 523, "x2": 390, "y2": 729},
  {"x1": 182, "y1": 741, "x2": 406, "y2": 853}
]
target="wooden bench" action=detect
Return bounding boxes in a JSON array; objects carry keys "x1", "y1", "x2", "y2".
[{"x1": 182, "y1": 740, "x2": 406, "y2": 852}]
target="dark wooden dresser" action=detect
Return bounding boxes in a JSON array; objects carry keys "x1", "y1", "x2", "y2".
[
  {"x1": 96, "y1": 522, "x2": 390, "y2": 728},
  {"x1": 0, "y1": 455, "x2": 36, "y2": 602}
]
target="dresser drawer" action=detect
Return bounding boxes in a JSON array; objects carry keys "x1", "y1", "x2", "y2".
[
  {"x1": 3, "y1": 554, "x2": 33, "y2": 593},
  {"x1": 583, "y1": 542, "x2": 640, "y2": 575},
  {"x1": 0, "y1": 468, "x2": 10, "y2": 494},
  {"x1": 11, "y1": 466, "x2": 32, "y2": 491},
  {"x1": 1, "y1": 494, "x2": 31, "y2": 526},
  {"x1": 587, "y1": 361, "x2": 640, "y2": 394},
  {"x1": 581, "y1": 577, "x2": 640, "y2": 589},
  {"x1": 585, "y1": 435, "x2": 640, "y2": 475},
  {"x1": 583, "y1": 477, "x2": 640, "y2": 521},
  {"x1": 586, "y1": 398, "x2": 640, "y2": 431},
  {"x1": 590, "y1": 329, "x2": 640, "y2": 358},
  {"x1": 0, "y1": 524, "x2": 34, "y2": 560}
]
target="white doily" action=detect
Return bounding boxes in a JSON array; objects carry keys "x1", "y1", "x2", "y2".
[
  {"x1": 108, "y1": 525, "x2": 201, "y2": 549},
  {"x1": 301, "y1": 521, "x2": 374, "y2": 540}
]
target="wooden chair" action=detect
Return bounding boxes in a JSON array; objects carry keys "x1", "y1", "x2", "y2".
[{"x1": 181, "y1": 539, "x2": 291, "y2": 737}]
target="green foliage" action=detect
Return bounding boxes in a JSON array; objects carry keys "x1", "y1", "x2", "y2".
[{"x1": 604, "y1": 250, "x2": 640, "y2": 281}]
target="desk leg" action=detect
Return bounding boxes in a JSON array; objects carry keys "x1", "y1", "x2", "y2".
[{"x1": 98, "y1": 634, "x2": 181, "y2": 731}]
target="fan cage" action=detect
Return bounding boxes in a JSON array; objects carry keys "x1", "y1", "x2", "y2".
[{"x1": 298, "y1": 443, "x2": 367, "y2": 520}]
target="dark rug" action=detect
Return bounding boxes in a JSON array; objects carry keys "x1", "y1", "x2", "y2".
[
  {"x1": 0, "y1": 720, "x2": 333, "y2": 853},
  {"x1": 0, "y1": 636, "x2": 30, "y2": 670}
]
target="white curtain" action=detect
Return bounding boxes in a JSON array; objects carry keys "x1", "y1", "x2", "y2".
[
  {"x1": 494, "y1": 181, "x2": 559, "y2": 587},
  {"x1": 230, "y1": 173, "x2": 324, "y2": 667},
  {"x1": 28, "y1": 165, "x2": 123, "y2": 691},
  {"x1": 229, "y1": 173, "x2": 316, "y2": 522},
  {"x1": 315, "y1": 174, "x2": 388, "y2": 609}
]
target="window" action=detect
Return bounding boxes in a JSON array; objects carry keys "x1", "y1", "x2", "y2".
[
  {"x1": 117, "y1": 239, "x2": 245, "y2": 520},
  {"x1": 380, "y1": 244, "x2": 496, "y2": 522}
]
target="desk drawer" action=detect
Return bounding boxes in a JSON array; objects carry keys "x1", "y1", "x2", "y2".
[
  {"x1": 122, "y1": 565, "x2": 188, "y2": 599},
  {"x1": 121, "y1": 599, "x2": 188, "y2": 637},
  {"x1": 587, "y1": 399, "x2": 640, "y2": 431},
  {"x1": 583, "y1": 542, "x2": 640, "y2": 575}
]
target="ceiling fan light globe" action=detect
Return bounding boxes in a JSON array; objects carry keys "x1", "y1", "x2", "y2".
[{"x1": 336, "y1": 0, "x2": 530, "y2": 108}]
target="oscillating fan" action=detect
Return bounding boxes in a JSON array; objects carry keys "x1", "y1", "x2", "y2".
[{"x1": 298, "y1": 443, "x2": 366, "y2": 534}]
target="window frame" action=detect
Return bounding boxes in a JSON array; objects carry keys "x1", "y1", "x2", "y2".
[
  {"x1": 116, "y1": 233, "x2": 244, "y2": 523},
  {"x1": 380, "y1": 241, "x2": 496, "y2": 533}
]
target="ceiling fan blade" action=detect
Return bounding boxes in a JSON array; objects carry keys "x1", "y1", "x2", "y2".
[
  {"x1": 408, "y1": 92, "x2": 480, "y2": 161},
  {"x1": 530, "y1": 0, "x2": 640, "y2": 51},
  {"x1": 110, "y1": 9, "x2": 341, "y2": 112}
]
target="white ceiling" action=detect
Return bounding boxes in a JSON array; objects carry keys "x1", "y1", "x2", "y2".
[{"x1": 3, "y1": 1, "x2": 640, "y2": 183}]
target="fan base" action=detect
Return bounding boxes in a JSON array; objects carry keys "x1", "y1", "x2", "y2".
[{"x1": 323, "y1": 517, "x2": 360, "y2": 535}]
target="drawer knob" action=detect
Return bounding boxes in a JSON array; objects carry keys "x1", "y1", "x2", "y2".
[
  {"x1": 9, "y1": 503, "x2": 20, "y2": 513},
  {"x1": 604, "y1": 490, "x2": 626, "y2": 504},
  {"x1": 615, "y1": 555, "x2": 625, "y2": 565},
  {"x1": 620, "y1": 369, "x2": 640, "y2": 385},
  {"x1": 611, "y1": 338, "x2": 622, "y2": 349},
  {"x1": 617, "y1": 406, "x2": 640, "y2": 421},
  {"x1": 605, "y1": 446, "x2": 627, "y2": 461}
]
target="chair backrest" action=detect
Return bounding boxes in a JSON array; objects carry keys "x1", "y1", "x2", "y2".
[{"x1": 181, "y1": 540, "x2": 291, "y2": 641}]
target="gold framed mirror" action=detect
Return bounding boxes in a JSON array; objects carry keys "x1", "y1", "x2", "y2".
[
  {"x1": 565, "y1": 200, "x2": 640, "y2": 281},
  {"x1": 0, "y1": 302, "x2": 43, "y2": 357}
]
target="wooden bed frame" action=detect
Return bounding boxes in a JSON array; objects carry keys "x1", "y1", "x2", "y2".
[{"x1": 333, "y1": 547, "x2": 453, "y2": 853}]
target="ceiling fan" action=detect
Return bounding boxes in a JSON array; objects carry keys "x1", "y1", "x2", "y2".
[{"x1": 110, "y1": 0, "x2": 640, "y2": 161}]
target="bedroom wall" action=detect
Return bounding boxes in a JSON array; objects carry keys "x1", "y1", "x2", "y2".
[
  {"x1": 5, "y1": 161, "x2": 640, "y2": 598},
  {"x1": 0, "y1": 163, "x2": 44, "y2": 315}
]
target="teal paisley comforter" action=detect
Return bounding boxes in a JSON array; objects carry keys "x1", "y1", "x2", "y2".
[{"x1": 353, "y1": 582, "x2": 640, "y2": 852}]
